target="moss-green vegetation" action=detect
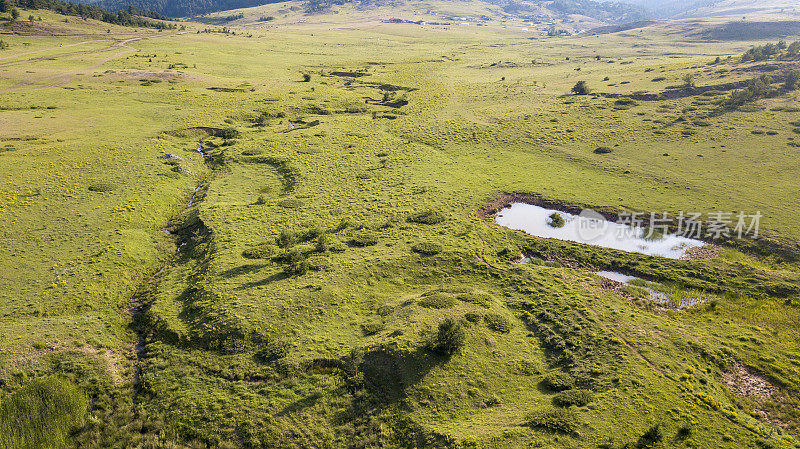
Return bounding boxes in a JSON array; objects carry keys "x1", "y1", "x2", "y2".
[
  {"x1": 2, "y1": 3, "x2": 800, "y2": 448},
  {"x1": 547, "y1": 211, "x2": 565, "y2": 228},
  {"x1": 0, "y1": 377, "x2": 87, "y2": 449}
]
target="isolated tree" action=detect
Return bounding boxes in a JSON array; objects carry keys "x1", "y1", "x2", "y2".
[
  {"x1": 11, "y1": 7, "x2": 19, "y2": 22},
  {"x1": 683, "y1": 73, "x2": 696, "y2": 88},
  {"x1": 430, "y1": 318, "x2": 466, "y2": 356},
  {"x1": 785, "y1": 70, "x2": 800, "y2": 91},
  {"x1": 571, "y1": 80, "x2": 589, "y2": 95},
  {"x1": 28, "y1": 14, "x2": 33, "y2": 23}
]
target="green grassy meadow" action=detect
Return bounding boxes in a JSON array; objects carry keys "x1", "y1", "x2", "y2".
[{"x1": 2, "y1": 3, "x2": 800, "y2": 448}]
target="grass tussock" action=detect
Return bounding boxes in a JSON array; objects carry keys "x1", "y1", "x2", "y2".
[{"x1": 0, "y1": 377, "x2": 87, "y2": 449}]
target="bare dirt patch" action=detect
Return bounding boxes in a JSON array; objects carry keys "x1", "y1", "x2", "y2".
[{"x1": 723, "y1": 362, "x2": 776, "y2": 400}]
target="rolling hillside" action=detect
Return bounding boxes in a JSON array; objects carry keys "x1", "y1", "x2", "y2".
[{"x1": 3, "y1": 2, "x2": 800, "y2": 449}]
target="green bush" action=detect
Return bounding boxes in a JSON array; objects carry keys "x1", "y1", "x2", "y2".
[
  {"x1": 542, "y1": 371, "x2": 575, "y2": 391},
  {"x1": 276, "y1": 229, "x2": 296, "y2": 250},
  {"x1": 484, "y1": 313, "x2": 512, "y2": 333},
  {"x1": 593, "y1": 146, "x2": 613, "y2": 154},
  {"x1": 87, "y1": 181, "x2": 115, "y2": 192},
  {"x1": 464, "y1": 312, "x2": 483, "y2": 323},
  {"x1": 242, "y1": 243, "x2": 276, "y2": 259},
  {"x1": 411, "y1": 242, "x2": 442, "y2": 255},
  {"x1": 571, "y1": 80, "x2": 589, "y2": 95},
  {"x1": 407, "y1": 209, "x2": 445, "y2": 225},
  {"x1": 553, "y1": 389, "x2": 594, "y2": 407},
  {"x1": 525, "y1": 408, "x2": 580, "y2": 433},
  {"x1": 419, "y1": 293, "x2": 456, "y2": 309},
  {"x1": 430, "y1": 318, "x2": 466, "y2": 355},
  {"x1": 361, "y1": 322, "x2": 385, "y2": 336},
  {"x1": 349, "y1": 232, "x2": 378, "y2": 247},
  {"x1": 0, "y1": 377, "x2": 88, "y2": 449},
  {"x1": 785, "y1": 69, "x2": 800, "y2": 90},
  {"x1": 548, "y1": 212, "x2": 565, "y2": 228},
  {"x1": 282, "y1": 248, "x2": 308, "y2": 275},
  {"x1": 255, "y1": 339, "x2": 291, "y2": 363},
  {"x1": 216, "y1": 127, "x2": 240, "y2": 139}
]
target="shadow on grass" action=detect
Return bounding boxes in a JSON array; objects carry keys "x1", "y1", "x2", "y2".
[
  {"x1": 219, "y1": 263, "x2": 266, "y2": 278},
  {"x1": 237, "y1": 271, "x2": 290, "y2": 289}
]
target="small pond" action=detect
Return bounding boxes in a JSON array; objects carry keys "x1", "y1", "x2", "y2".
[
  {"x1": 495, "y1": 203, "x2": 704, "y2": 259},
  {"x1": 595, "y1": 270, "x2": 706, "y2": 309}
]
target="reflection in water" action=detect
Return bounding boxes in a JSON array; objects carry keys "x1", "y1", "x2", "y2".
[{"x1": 495, "y1": 203, "x2": 704, "y2": 259}]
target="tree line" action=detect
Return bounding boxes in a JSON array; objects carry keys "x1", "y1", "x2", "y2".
[
  {"x1": 741, "y1": 40, "x2": 800, "y2": 63},
  {"x1": 1, "y1": 0, "x2": 176, "y2": 29}
]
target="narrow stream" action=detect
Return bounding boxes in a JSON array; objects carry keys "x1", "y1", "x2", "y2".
[{"x1": 133, "y1": 142, "x2": 210, "y2": 402}]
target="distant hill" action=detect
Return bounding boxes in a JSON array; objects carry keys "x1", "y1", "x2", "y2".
[
  {"x1": 611, "y1": 0, "x2": 716, "y2": 18},
  {"x1": 81, "y1": 0, "x2": 280, "y2": 17},
  {"x1": 84, "y1": 0, "x2": 647, "y2": 23}
]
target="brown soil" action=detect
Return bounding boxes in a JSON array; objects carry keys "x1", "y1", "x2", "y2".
[
  {"x1": 682, "y1": 244, "x2": 721, "y2": 260},
  {"x1": 476, "y1": 192, "x2": 615, "y2": 221},
  {"x1": 723, "y1": 361, "x2": 776, "y2": 400}
]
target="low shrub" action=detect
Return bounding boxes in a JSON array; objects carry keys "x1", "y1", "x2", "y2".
[
  {"x1": 542, "y1": 371, "x2": 575, "y2": 391},
  {"x1": 548, "y1": 212, "x2": 565, "y2": 228},
  {"x1": 314, "y1": 233, "x2": 329, "y2": 253},
  {"x1": 216, "y1": 127, "x2": 240, "y2": 139},
  {"x1": 282, "y1": 248, "x2": 308, "y2": 275},
  {"x1": 553, "y1": 389, "x2": 594, "y2": 407},
  {"x1": 87, "y1": 181, "x2": 115, "y2": 192},
  {"x1": 484, "y1": 313, "x2": 512, "y2": 333},
  {"x1": 255, "y1": 339, "x2": 291, "y2": 363},
  {"x1": 407, "y1": 209, "x2": 445, "y2": 225},
  {"x1": 361, "y1": 322, "x2": 385, "y2": 336},
  {"x1": 411, "y1": 242, "x2": 442, "y2": 255},
  {"x1": 593, "y1": 146, "x2": 613, "y2": 154},
  {"x1": 525, "y1": 408, "x2": 580, "y2": 433},
  {"x1": 419, "y1": 293, "x2": 456, "y2": 309},
  {"x1": 349, "y1": 232, "x2": 378, "y2": 247},
  {"x1": 276, "y1": 229, "x2": 296, "y2": 249},
  {"x1": 571, "y1": 80, "x2": 589, "y2": 95},
  {"x1": 242, "y1": 243, "x2": 276, "y2": 259},
  {"x1": 484, "y1": 395, "x2": 502, "y2": 407},
  {"x1": 464, "y1": 312, "x2": 483, "y2": 323}
]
